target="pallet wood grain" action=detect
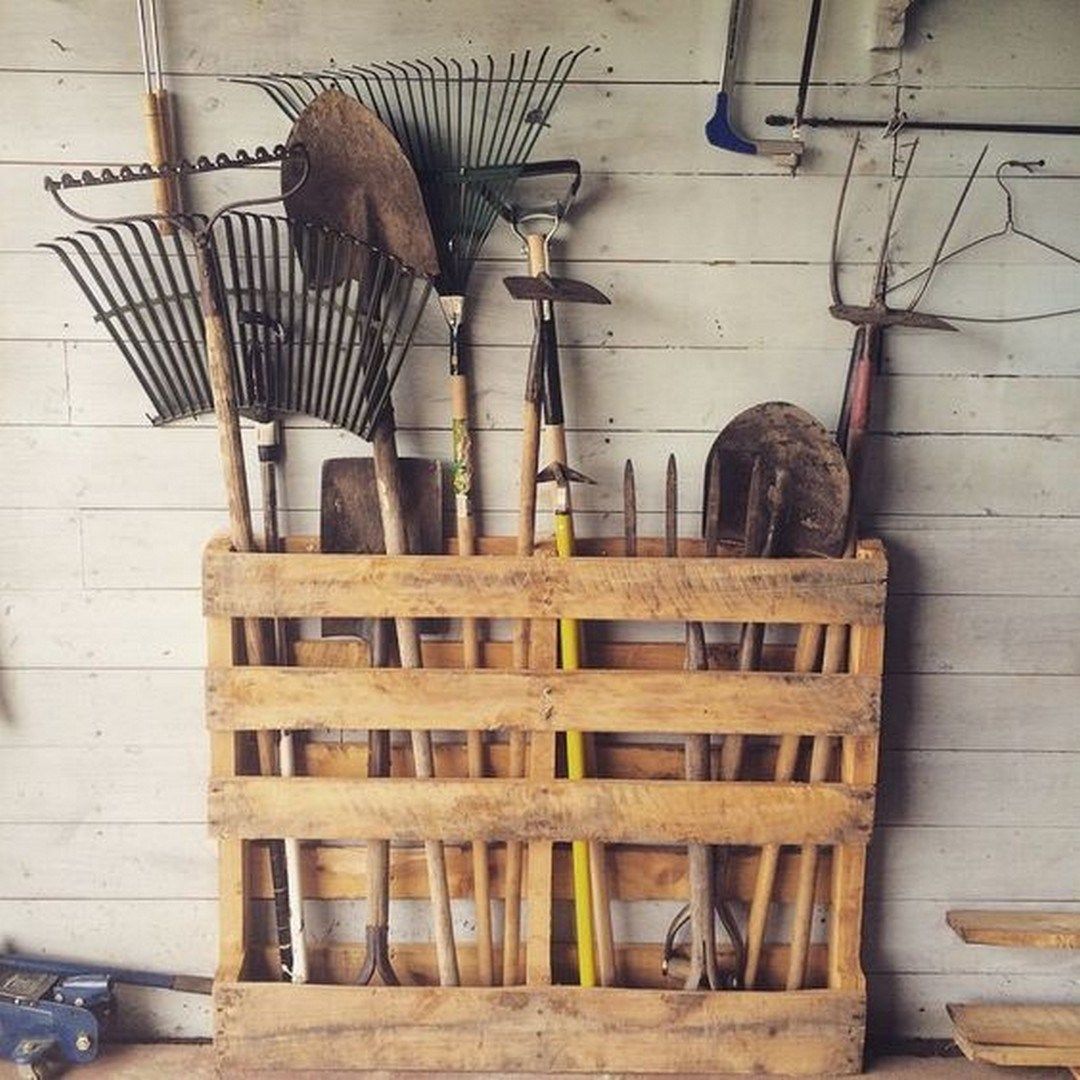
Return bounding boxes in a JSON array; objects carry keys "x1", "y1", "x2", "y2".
[
  {"x1": 203, "y1": 544, "x2": 886, "y2": 624},
  {"x1": 946, "y1": 910, "x2": 1080, "y2": 950},
  {"x1": 206, "y1": 667, "x2": 880, "y2": 736},
  {"x1": 248, "y1": 842, "x2": 834, "y2": 905},
  {"x1": 214, "y1": 983, "x2": 865, "y2": 1074},
  {"x1": 208, "y1": 777, "x2": 874, "y2": 846}
]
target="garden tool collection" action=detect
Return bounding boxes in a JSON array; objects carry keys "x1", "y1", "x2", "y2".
[
  {"x1": 702, "y1": 403, "x2": 851, "y2": 990},
  {"x1": 38, "y1": 26, "x2": 900, "y2": 1027}
]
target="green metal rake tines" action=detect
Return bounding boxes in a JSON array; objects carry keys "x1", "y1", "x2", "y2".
[{"x1": 231, "y1": 46, "x2": 590, "y2": 296}]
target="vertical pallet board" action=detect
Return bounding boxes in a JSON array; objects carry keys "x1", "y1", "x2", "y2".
[{"x1": 205, "y1": 536, "x2": 886, "y2": 1074}]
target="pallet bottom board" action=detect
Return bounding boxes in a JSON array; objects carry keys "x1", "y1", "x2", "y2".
[{"x1": 214, "y1": 983, "x2": 865, "y2": 1075}]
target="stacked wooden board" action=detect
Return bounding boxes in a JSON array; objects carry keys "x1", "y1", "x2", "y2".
[{"x1": 947, "y1": 910, "x2": 1080, "y2": 1077}]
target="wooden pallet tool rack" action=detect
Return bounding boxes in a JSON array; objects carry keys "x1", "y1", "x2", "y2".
[{"x1": 205, "y1": 533, "x2": 886, "y2": 1075}]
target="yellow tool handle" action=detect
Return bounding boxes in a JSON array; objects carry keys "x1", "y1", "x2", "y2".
[{"x1": 554, "y1": 507, "x2": 596, "y2": 987}]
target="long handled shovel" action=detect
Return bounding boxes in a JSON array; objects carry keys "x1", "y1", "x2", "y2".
[
  {"x1": 320, "y1": 457, "x2": 444, "y2": 987},
  {"x1": 700, "y1": 403, "x2": 850, "y2": 989},
  {"x1": 282, "y1": 90, "x2": 460, "y2": 986}
]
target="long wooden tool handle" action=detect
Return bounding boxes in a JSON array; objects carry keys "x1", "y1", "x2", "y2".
[
  {"x1": 257, "y1": 420, "x2": 308, "y2": 984},
  {"x1": 446, "y1": 320, "x2": 492, "y2": 986},
  {"x1": 201, "y1": 267, "x2": 292, "y2": 988},
  {"x1": 742, "y1": 621, "x2": 823, "y2": 988},
  {"x1": 143, "y1": 89, "x2": 180, "y2": 233},
  {"x1": 786, "y1": 619, "x2": 848, "y2": 990},
  {"x1": 503, "y1": 233, "x2": 547, "y2": 985},
  {"x1": 372, "y1": 416, "x2": 460, "y2": 988}
]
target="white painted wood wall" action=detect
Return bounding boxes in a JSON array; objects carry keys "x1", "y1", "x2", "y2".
[{"x1": 2, "y1": 0, "x2": 1077, "y2": 1044}]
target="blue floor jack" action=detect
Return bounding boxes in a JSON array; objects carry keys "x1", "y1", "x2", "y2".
[{"x1": 0, "y1": 953, "x2": 211, "y2": 1078}]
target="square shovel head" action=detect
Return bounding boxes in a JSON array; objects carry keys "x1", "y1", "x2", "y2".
[{"x1": 320, "y1": 456, "x2": 445, "y2": 638}]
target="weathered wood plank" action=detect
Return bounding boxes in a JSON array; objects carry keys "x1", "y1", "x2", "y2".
[
  {"x1": 206, "y1": 667, "x2": 880, "y2": 737},
  {"x1": 3, "y1": 72, "x2": 892, "y2": 177},
  {"x1": 946, "y1": 909, "x2": 1080, "y2": 950},
  {"x1": 202, "y1": 547, "x2": 886, "y2": 624},
  {"x1": 948, "y1": 1002, "x2": 1080, "y2": 1064},
  {"x1": 214, "y1": 983, "x2": 865, "y2": 1074},
  {"x1": 0, "y1": 0, "x2": 887, "y2": 84},
  {"x1": 2, "y1": 423, "x2": 1073, "y2": 520},
  {"x1": 209, "y1": 777, "x2": 875, "y2": 846}
]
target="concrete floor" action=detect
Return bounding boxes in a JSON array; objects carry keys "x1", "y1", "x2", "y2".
[{"x1": 0, "y1": 1045, "x2": 1069, "y2": 1079}]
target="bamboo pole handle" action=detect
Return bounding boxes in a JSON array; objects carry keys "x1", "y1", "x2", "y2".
[
  {"x1": 742, "y1": 621, "x2": 824, "y2": 988},
  {"x1": 372, "y1": 416, "x2": 460, "y2": 988}
]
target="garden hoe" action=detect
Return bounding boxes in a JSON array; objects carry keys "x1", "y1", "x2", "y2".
[{"x1": 498, "y1": 159, "x2": 611, "y2": 984}]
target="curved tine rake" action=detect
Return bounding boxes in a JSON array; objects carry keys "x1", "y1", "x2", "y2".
[
  {"x1": 108, "y1": 220, "x2": 204, "y2": 416},
  {"x1": 227, "y1": 74, "x2": 310, "y2": 121},
  {"x1": 40, "y1": 237, "x2": 170, "y2": 423},
  {"x1": 80, "y1": 226, "x2": 189, "y2": 420}
]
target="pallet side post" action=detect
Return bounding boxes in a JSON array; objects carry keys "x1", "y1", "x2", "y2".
[
  {"x1": 828, "y1": 542, "x2": 885, "y2": 992},
  {"x1": 208, "y1": 613, "x2": 248, "y2": 984}
]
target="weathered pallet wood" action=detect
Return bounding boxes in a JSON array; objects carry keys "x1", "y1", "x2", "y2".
[
  {"x1": 207, "y1": 535, "x2": 882, "y2": 1073},
  {"x1": 203, "y1": 543, "x2": 887, "y2": 624},
  {"x1": 248, "y1": 841, "x2": 835, "y2": 905},
  {"x1": 253, "y1": 941, "x2": 830, "y2": 991},
  {"x1": 948, "y1": 1002, "x2": 1080, "y2": 1069},
  {"x1": 947, "y1": 909, "x2": 1080, "y2": 950},
  {"x1": 207, "y1": 667, "x2": 880, "y2": 736},
  {"x1": 214, "y1": 984, "x2": 865, "y2": 1075},
  {"x1": 208, "y1": 777, "x2": 875, "y2": 846}
]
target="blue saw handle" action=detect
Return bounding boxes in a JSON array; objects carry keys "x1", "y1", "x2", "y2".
[{"x1": 705, "y1": 91, "x2": 758, "y2": 155}]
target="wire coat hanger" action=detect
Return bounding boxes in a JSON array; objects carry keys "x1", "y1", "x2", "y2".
[{"x1": 888, "y1": 156, "x2": 1080, "y2": 324}]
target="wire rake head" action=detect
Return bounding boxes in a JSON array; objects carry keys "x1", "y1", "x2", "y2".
[
  {"x1": 41, "y1": 212, "x2": 433, "y2": 440},
  {"x1": 231, "y1": 46, "x2": 590, "y2": 295}
]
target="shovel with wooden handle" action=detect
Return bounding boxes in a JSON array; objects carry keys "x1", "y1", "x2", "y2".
[
  {"x1": 320, "y1": 456, "x2": 444, "y2": 987},
  {"x1": 698, "y1": 402, "x2": 850, "y2": 989}
]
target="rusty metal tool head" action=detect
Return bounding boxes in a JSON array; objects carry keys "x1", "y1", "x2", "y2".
[{"x1": 704, "y1": 401, "x2": 850, "y2": 558}]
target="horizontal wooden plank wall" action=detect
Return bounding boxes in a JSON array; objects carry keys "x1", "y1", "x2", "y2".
[{"x1": 1, "y1": 0, "x2": 1077, "y2": 1045}]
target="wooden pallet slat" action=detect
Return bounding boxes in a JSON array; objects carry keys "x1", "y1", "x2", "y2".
[
  {"x1": 947, "y1": 909, "x2": 1080, "y2": 949},
  {"x1": 207, "y1": 667, "x2": 880, "y2": 736},
  {"x1": 215, "y1": 984, "x2": 866, "y2": 1075},
  {"x1": 209, "y1": 777, "x2": 875, "y2": 846},
  {"x1": 949, "y1": 1002, "x2": 1080, "y2": 1069},
  {"x1": 204, "y1": 542, "x2": 886, "y2": 624}
]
